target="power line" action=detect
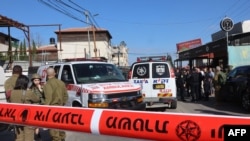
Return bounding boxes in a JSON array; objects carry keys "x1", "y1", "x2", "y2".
[
  {"x1": 56, "y1": 0, "x2": 84, "y2": 13},
  {"x1": 38, "y1": 0, "x2": 114, "y2": 57},
  {"x1": 195, "y1": 0, "x2": 244, "y2": 43},
  {"x1": 68, "y1": 0, "x2": 89, "y2": 12},
  {"x1": 38, "y1": 0, "x2": 87, "y2": 24},
  {"x1": 67, "y1": 0, "x2": 100, "y2": 27},
  {"x1": 230, "y1": 0, "x2": 250, "y2": 21}
]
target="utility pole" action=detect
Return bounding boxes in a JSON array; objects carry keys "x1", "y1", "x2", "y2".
[
  {"x1": 7, "y1": 27, "x2": 13, "y2": 69},
  {"x1": 84, "y1": 11, "x2": 91, "y2": 59},
  {"x1": 92, "y1": 26, "x2": 97, "y2": 57},
  {"x1": 91, "y1": 14, "x2": 99, "y2": 57},
  {"x1": 118, "y1": 45, "x2": 120, "y2": 67}
]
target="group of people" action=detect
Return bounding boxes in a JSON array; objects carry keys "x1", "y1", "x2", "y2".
[
  {"x1": 176, "y1": 65, "x2": 227, "y2": 103},
  {"x1": 4, "y1": 65, "x2": 68, "y2": 141}
]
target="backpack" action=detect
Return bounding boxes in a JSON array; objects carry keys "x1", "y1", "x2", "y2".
[{"x1": 218, "y1": 72, "x2": 227, "y2": 85}]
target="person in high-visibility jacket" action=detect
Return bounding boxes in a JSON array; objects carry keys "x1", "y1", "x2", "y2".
[{"x1": 43, "y1": 67, "x2": 68, "y2": 141}]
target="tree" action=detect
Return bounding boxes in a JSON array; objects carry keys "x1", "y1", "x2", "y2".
[
  {"x1": 31, "y1": 32, "x2": 44, "y2": 47},
  {"x1": 13, "y1": 47, "x2": 18, "y2": 60},
  {"x1": 19, "y1": 42, "x2": 24, "y2": 60},
  {"x1": 23, "y1": 39, "x2": 27, "y2": 56},
  {"x1": 19, "y1": 41, "x2": 28, "y2": 60},
  {"x1": 19, "y1": 42, "x2": 23, "y2": 60},
  {"x1": 0, "y1": 52, "x2": 5, "y2": 60},
  {"x1": 120, "y1": 41, "x2": 127, "y2": 47},
  {"x1": 31, "y1": 40, "x2": 37, "y2": 60}
]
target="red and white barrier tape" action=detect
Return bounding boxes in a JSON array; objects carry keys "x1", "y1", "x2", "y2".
[{"x1": 0, "y1": 103, "x2": 249, "y2": 141}]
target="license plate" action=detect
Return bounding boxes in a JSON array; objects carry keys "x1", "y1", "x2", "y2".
[{"x1": 153, "y1": 84, "x2": 165, "y2": 89}]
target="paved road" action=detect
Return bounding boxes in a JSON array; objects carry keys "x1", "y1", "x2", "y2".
[
  {"x1": 166, "y1": 94, "x2": 249, "y2": 116},
  {"x1": 65, "y1": 131, "x2": 149, "y2": 141}
]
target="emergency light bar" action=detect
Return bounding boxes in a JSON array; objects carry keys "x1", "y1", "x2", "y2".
[
  {"x1": 137, "y1": 56, "x2": 167, "y2": 62},
  {"x1": 64, "y1": 57, "x2": 107, "y2": 62}
]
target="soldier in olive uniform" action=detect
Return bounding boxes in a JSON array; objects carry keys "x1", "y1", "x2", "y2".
[
  {"x1": 43, "y1": 67, "x2": 68, "y2": 141},
  {"x1": 29, "y1": 73, "x2": 52, "y2": 141},
  {"x1": 29, "y1": 73, "x2": 45, "y2": 105},
  {"x1": 213, "y1": 66, "x2": 226, "y2": 105},
  {"x1": 9, "y1": 75, "x2": 40, "y2": 141},
  {"x1": 4, "y1": 65, "x2": 22, "y2": 101}
]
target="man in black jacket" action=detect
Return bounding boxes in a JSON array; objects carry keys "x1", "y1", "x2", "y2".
[
  {"x1": 190, "y1": 67, "x2": 200, "y2": 102},
  {"x1": 177, "y1": 69, "x2": 187, "y2": 101}
]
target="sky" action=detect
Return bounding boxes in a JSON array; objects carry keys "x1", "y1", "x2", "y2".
[{"x1": 1, "y1": 0, "x2": 250, "y2": 65}]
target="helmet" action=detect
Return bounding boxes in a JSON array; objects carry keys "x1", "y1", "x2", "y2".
[{"x1": 31, "y1": 73, "x2": 41, "y2": 80}]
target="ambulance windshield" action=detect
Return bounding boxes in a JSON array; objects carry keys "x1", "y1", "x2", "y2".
[{"x1": 72, "y1": 63, "x2": 126, "y2": 84}]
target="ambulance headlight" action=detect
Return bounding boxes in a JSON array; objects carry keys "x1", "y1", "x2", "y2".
[{"x1": 90, "y1": 94, "x2": 107, "y2": 99}]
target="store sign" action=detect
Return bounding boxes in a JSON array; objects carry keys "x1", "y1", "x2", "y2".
[{"x1": 176, "y1": 38, "x2": 202, "y2": 53}]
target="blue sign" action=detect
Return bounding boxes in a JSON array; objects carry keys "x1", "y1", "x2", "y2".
[{"x1": 228, "y1": 45, "x2": 250, "y2": 67}]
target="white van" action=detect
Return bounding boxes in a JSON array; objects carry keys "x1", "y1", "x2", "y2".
[
  {"x1": 37, "y1": 58, "x2": 146, "y2": 110},
  {"x1": 128, "y1": 56, "x2": 177, "y2": 108}
]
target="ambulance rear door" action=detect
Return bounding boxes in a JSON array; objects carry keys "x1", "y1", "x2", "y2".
[
  {"x1": 151, "y1": 62, "x2": 174, "y2": 99},
  {"x1": 130, "y1": 63, "x2": 153, "y2": 100}
]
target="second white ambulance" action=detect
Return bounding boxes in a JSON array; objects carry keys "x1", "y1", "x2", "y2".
[{"x1": 128, "y1": 56, "x2": 177, "y2": 109}]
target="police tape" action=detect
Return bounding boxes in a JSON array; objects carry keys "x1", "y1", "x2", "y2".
[{"x1": 0, "y1": 103, "x2": 250, "y2": 141}]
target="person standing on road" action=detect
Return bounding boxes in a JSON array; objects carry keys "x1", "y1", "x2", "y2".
[
  {"x1": 175, "y1": 68, "x2": 180, "y2": 95},
  {"x1": 197, "y1": 67, "x2": 204, "y2": 100},
  {"x1": 203, "y1": 67, "x2": 213, "y2": 101},
  {"x1": 213, "y1": 66, "x2": 226, "y2": 105},
  {"x1": 9, "y1": 75, "x2": 40, "y2": 141},
  {"x1": 185, "y1": 69, "x2": 191, "y2": 97},
  {"x1": 208, "y1": 67, "x2": 215, "y2": 95},
  {"x1": 29, "y1": 73, "x2": 45, "y2": 105},
  {"x1": 29, "y1": 73, "x2": 52, "y2": 141},
  {"x1": 190, "y1": 67, "x2": 200, "y2": 102},
  {"x1": 4, "y1": 65, "x2": 23, "y2": 102},
  {"x1": 43, "y1": 67, "x2": 68, "y2": 141},
  {"x1": 176, "y1": 68, "x2": 187, "y2": 101}
]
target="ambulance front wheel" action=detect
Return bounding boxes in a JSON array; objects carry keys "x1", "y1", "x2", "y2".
[
  {"x1": 170, "y1": 100, "x2": 177, "y2": 109},
  {"x1": 72, "y1": 101, "x2": 82, "y2": 107}
]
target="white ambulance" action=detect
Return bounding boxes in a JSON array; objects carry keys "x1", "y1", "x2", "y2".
[
  {"x1": 37, "y1": 58, "x2": 146, "y2": 110},
  {"x1": 128, "y1": 56, "x2": 177, "y2": 109}
]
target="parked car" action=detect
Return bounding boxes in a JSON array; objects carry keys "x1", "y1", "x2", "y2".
[{"x1": 220, "y1": 65, "x2": 250, "y2": 112}]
